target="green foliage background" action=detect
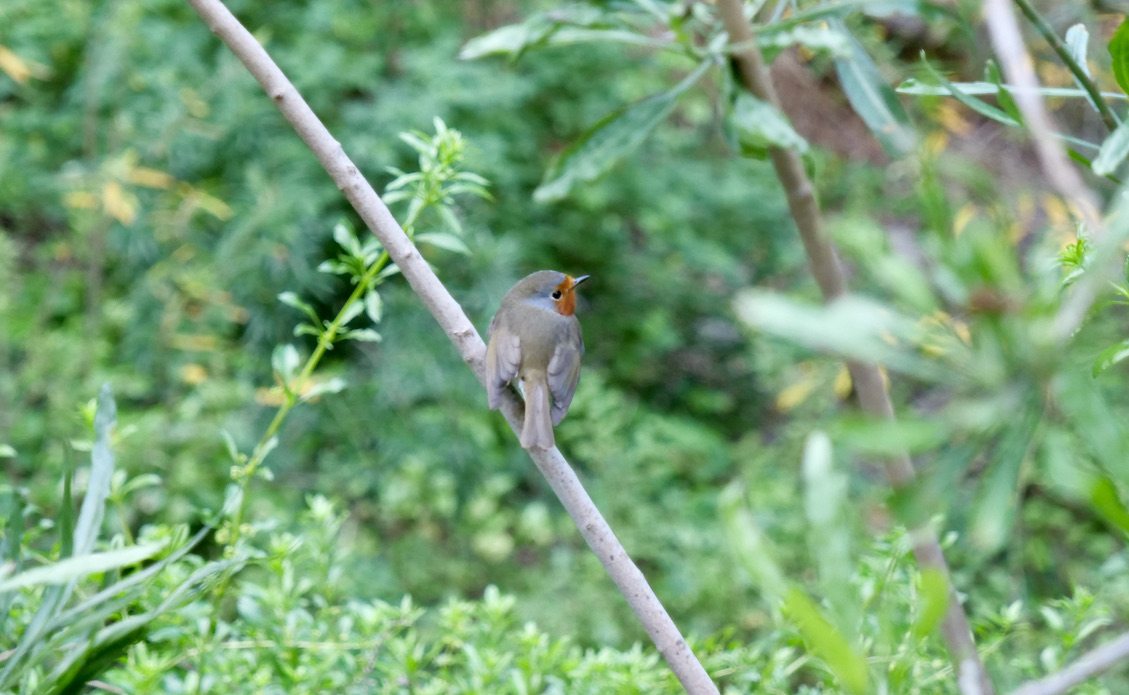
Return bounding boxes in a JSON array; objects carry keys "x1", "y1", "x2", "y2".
[{"x1": 4, "y1": 0, "x2": 1129, "y2": 692}]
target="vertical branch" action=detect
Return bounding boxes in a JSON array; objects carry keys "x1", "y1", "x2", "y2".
[
  {"x1": 981, "y1": 0, "x2": 1106, "y2": 341},
  {"x1": 181, "y1": 1, "x2": 719, "y2": 692},
  {"x1": 715, "y1": 1, "x2": 995, "y2": 693}
]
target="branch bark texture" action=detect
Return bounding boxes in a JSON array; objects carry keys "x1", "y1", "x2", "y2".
[
  {"x1": 715, "y1": 1, "x2": 994, "y2": 693},
  {"x1": 181, "y1": 0, "x2": 717, "y2": 692}
]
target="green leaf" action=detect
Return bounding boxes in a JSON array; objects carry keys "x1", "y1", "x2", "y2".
[
  {"x1": 733, "y1": 291, "x2": 945, "y2": 381},
  {"x1": 801, "y1": 432, "x2": 856, "y2": 638},
  {"x1": 913, "y1": 569, "x2": 950, "y2": 639},
  {"x1": 332, "y1": 220, "x2": 360, "y2": 256},
  {"x1": 459, "y1": 16, "x2": 559, "y2": 60},
  {"x1": 271, "y1": 344, "x2": 300, "y2": 383},
  {"x1": 0, "y1": 543, "x2": 165, "y2": 592},
  {"x1": 416, "y1": 231, "x2": 471, "y2": 255},
  {"x1": 0, "y1": 490, "x2": 25, "y2": 633},
  {"x1": 1109, "y1": 18, "x2": 1129, "y2": 95},
  {"x1": 1065, "y1": 25, "x2": 1092, "y2": 79},
  {"x1": 835, "y1": 416, "x2": 952, "y2": 455},
  {"x1": 1065, "y1": 24, "x2": 1104, "y2": 116},
  {"x1": 1091, "y1": 476, "x2": 1129, "y2": 534},
  {"x1": 317, "y1": 259, "x2": 350, "y2": 275},
  {"x1": 338, "y1": 298, "x2": 366, "y2": 328},
  {"x1": 343, "y1": 328, "x2": 383, "y2": 343},
  {"x1": 984, "y1": 60, "x2": 1023, "y2": 124},
  {"x1": 897, "y1": 78, "x2": 1126, "y2": 101},
  {"x1": 758, "y1": 24, "x2": 851, "y2": 62},
  {"x1": 0, "y1": 444, "x2": 14, "y2": 457},
  {"x1": 376, "y1": 264, "x2": 402, "y2": 282},
  {"x1": 460, "y1": 7, "x2": 652, "y2": 60},
  {"x1": 718, "y1": 482, "x2": 789, "y2": 602},
  {"x1": 534, "y1": 60, "x2": 711, "y2": 202},
  {"x1": 537, "y1": 26, "x2": 675, "y2": 52},
  {"x1": 278, "y1": 291, "x2": 320, "y2": 323},
  {"x1": 1092, "y1": 338, "x2": 1129, "y2": 376},
  {"x1": 784, "y1": 588, "x2": 869, "y2": 695},
  {"x1": 1092, "y1": 120, "x2": 1129, "y2": 177},
  {"x1": 833, "y1": 22, "x2": 914, "y2": 156},
  {"x1": 436, "y1": 204, "x2": 463, "y2": 236},
  {"x1": 729, "y1": 92, "x2": 809, "y2": 158},
  {"x1": 220, "y1": 430, "x2": 243, "y2": 464},
  {"x1": 118, "y1": 473, "x2": 161, "y2": 499},
  {"x1": 970, "y1": 405, "x2": 1040, "y2": 553},
  {"x1": 364, "y1": 290, "x2": 383, "y2": 324},
  {"x1": 919, "y1": 58, "x2": 1019, "y2": 128},
  {"x1": 74, "y1": 385, "x2": 116, "y2": 557},
  {"x1": 300, "y1": 377, "x2": 348, "y2": 402}
]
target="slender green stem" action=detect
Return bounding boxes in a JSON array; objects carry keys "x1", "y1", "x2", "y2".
[
  {"x1": 1013, "y1": 0, "x2": 1119, "y2": 133},
  {"x1": 212, "y1": 248, "x2": 391, "y2": 604}
]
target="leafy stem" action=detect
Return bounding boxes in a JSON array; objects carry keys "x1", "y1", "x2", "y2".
[
  {"x1": 212, "y1": 117, "x2": 488, "y2": 607},
  {"x1": 1013, "y1": 0, "x2": 1119, "y2": 133}
]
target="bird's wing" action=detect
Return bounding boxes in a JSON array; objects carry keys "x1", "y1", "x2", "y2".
[
  {"x1": 485, "y1": 315, "x2": 521, "y2": 410},
  {"x1": 546, "y1": 323, "x2": 583, "y2": 426}
]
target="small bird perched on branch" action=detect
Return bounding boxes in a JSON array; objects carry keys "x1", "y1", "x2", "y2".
[{"x1": 485, "y1": 270, "x2": 589, "y2": 450}]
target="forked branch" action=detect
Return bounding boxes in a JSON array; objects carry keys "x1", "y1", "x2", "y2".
[{"x1": 715, "y1": 1, "x2": 994, "y2": 693}]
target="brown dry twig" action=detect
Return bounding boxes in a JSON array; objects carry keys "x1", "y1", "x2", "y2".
[
  {"x1": 715, "y1": 1, "x2": 994, "y2": 693},
  {"x1": 181, "y1": 0, "x2": 718, "y2": 692}
]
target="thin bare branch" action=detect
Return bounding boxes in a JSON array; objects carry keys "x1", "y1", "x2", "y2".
[
  {"x1": 181, "y1": 0, "x2": 718, "y2": 692},
  {"x1": 1008, "y1": 631, "x2": 1129, "y2": 695},
  {"x1": 715, "y1": 1, "x2": 994, "y2": 693},
  {"x1": 982, "y1": 0, "x2": 1106, "y2": 341}
]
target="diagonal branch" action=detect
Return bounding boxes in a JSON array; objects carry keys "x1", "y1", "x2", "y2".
[
  {"x1": 1007, "y1": 631, "x2": 1129, "y2": 695},
  {"x1": 181, "y1": 0, "x2": 718, "y2": 692},
  {"x1": 715, "y1": 1, "x2": 994, "y2": 693}
]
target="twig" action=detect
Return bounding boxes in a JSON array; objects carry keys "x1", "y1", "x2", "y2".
[
  {"x1": 1007, "y1": 631, "x2": 1129, "y2": 695},
  {"x1": 715, "y1": 1, "x2": 995, "y2": 694},
  {"x1": 1012, "y1": 0, "x2": 1118, "y2": 133},
  {"x1": 180, "y1": 1, "x2": 718, "y2": 692},
  {"x1": 982, "y1": 0, "x2": 1107, "y2": 341}
]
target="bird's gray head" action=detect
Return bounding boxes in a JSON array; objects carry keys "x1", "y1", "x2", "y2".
[{"x1": 509, "y1": 270, "x2": 589, "y2": 316}]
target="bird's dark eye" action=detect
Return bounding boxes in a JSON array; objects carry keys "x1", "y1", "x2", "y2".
[{"x1": 551, "y1": 290, "x2": 562, "y2": 300}]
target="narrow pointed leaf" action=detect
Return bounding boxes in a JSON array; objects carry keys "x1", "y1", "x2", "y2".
[
  {"x1": 416, "y1": 231, "x2": 471, "y2": 255},
  {"x1": 1093, "y1": 121, "x2": 1129, "y2": 176},
  {"x1": 1092, "y1": 338, "x2": 1129, "y2": 376},
  {"x1": 920, "y1": 59, "x2": 1019, "y2": 127},
  {"x1": 913, "y1": 569, "x2": 950, "y2": 638},
  {"x1": 784, "y1": 588, "x2": 869, "y2": 695},
  {"x1": 364, "y1": 290, "x2": 383, "y2": 324},
  {"x1": 535, "y1": 60, "x2": 710, "y2": 202},
  {"x1": 729, "y1": 92, "x2": 808, "y2": 157},
  {"x1": 833, "y1": 22, "x2": 914, "y2": 156},
  {"x1": 1109, "y1": 18, "x2": 1129, "y2": 95},
  {"x1": 0, "y1": 543, "x2": 165, "y2": 592},
  {"x1": 733, "y1": 291, "x2": 945, "y2": 381},
  {"x1": 74, "y1": 385, "x2": 116, "y2": 557}
]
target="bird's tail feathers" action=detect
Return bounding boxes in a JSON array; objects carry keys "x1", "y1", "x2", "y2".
[{"x1": 520, "y1": 377, "x2": 555, "y2": 450}]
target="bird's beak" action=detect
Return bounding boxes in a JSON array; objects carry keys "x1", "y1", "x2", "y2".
[{"x1": 571, "y1": 275, "x2": 590, "y2": 288}]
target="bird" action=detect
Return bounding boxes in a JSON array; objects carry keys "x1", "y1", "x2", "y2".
[{"x1": 485, "y1": 270, "x2": 589, "y2": 450}]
